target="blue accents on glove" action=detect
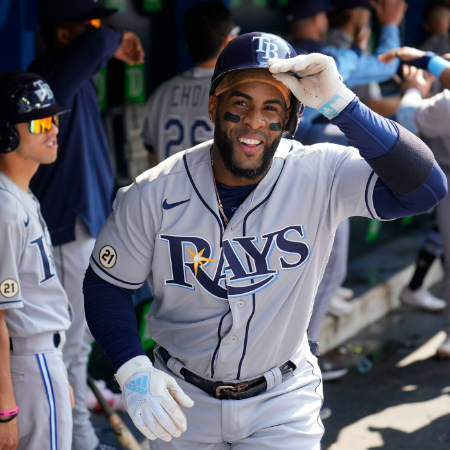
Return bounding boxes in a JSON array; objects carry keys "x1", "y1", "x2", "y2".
[
  {"x1": 331, "y1": 98, "x2": 399, "y2": 158},
  {"x1": 83, "y1": 266, "x2": 145, "y2": 372}
]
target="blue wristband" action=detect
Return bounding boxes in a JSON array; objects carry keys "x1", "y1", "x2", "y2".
[
  {"x1": 407, "y1": 51, "x2": 435, "y2": 71},
  {"x1": 428, "y1": 55, "x2": 450, "y2": 80}
]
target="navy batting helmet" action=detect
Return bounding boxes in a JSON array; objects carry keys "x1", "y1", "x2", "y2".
[
  {"x1": 210, "y1": 32, "x2": 303, "y2": 136},
  {"x1": 0, "y1": 72, "x2": 70, "y2": 153}
]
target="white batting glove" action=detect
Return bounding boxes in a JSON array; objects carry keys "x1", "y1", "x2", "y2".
[
  {"x1": 115, "y1": 355, "x2": 194, "y2": 442},
  {"x1": 268, "y1": 53, "x2": 355, "y2": 119}
]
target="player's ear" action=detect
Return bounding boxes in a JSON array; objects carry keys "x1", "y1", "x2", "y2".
[
  {"x1": 56, "y1": 27, "x2": 72, "y2": 46},
  {"x1": 284, "y1": 104, "x2": 291, "y2": 129},
  {"x1": 208, "y1": 95, "x2": 219, "y2": 124}
]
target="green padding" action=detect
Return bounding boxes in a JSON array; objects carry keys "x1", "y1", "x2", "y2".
[{"x1": 139, "y1": 301, "x2": 156, "y2": 351}]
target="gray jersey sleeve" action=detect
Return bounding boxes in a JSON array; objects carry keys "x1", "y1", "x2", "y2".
[
  {"x1": 0, "y1": 217, "x2": 24, "y2": 310},
  {"x1": 90, "y1": 182, "x2": 156, "y2": 290},
  {"x1": 414, "y1": 90, "x2": 450, "y2": 138},
  {"x1": 326, "y1": 144, "x2": 381, "y2": 232}
]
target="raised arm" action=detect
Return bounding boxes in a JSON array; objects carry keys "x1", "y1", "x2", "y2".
[
  {"x1": 268, "y1": 53, "x2": 447, "y2": 220},
  {"x1": 30, "y1": 28, "x2": 144, "y2": 101}
]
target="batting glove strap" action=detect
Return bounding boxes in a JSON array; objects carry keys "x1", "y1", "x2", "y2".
[
  {"x1": 115, "y1": 355, "x2": 154, "y2": 388},
  {"x1": 318, "y1": 85, "x2": 355, "y2": 119}
]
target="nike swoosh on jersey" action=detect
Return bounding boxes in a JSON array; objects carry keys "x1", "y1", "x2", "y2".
[
  {"x1": 24, "y1": 215, "x2": 30, "y2": 227},
  {"x1": 163, "y1": 199, "x2": 190, "y2": 210}
]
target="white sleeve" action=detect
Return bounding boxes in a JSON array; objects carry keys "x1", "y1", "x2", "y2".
[
  {"x1": 90, "y1": 182, "x2": 156, "y2": 290},
  {"x1": 396, "y1": 88, "x2": 422, "y2": 133},
  {"x1": 414, "y1": 90, "x2": 450, "y2": 138},
  {"x1": 327, "y1": 146, "x2": 382, "y2": 232},
  {"x1": 0, "y1": 222, "x2": 24, "y2": 310}
]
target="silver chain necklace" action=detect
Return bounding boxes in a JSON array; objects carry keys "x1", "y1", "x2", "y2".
[{"x1": 210, "y1": 148, "x2": 229, "y2": 226}]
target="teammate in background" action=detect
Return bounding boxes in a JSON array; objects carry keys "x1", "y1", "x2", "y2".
[
  {"x1": 29, "y1": 1, "x2": 144, "y2": 449},
  {"x1": 420, "y1": 1, "x2": 450, "y2": 56},
  {"x1": 325, "y1": 0, "x2": 406, "y2": 117},
  {"x1": 0, "y1": 72, "x2": 72, "y2": 449},
  {"x1": 142, "y1": 1, "x2": 239, "y2": 167},
  {"x1": 84, "y1": 33, "x2": 447, "y2": 448},
  {"x1": 385, "y1": 48, "x2": 450, "y2": 356},
  {"x1": 393, "y1": 62, "x2": 446, "y2": 312}
]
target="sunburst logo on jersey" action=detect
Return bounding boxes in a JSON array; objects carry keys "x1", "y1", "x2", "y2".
[{"x1": 185, "y1": 247, "x2": 215, "y2": 278}]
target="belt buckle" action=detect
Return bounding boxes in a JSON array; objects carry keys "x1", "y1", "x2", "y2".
[{"x1": 215, "y1": 382, "x2": 248, "y2": 399}]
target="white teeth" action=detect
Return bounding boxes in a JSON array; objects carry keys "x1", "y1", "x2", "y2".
[{"x1": 238, "y1": 137, "x2": 262, "y2": 145}]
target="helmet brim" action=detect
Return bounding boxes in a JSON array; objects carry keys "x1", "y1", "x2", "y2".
[{"x1": 11, "y1": 104, "x2": 71, "y2": 124}]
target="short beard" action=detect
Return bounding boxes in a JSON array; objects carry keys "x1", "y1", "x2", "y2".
[{"x1": 214, "y1": 119, "x2": 282, "y2": 181}]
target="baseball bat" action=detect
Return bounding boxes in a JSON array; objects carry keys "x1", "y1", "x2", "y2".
[{"x1": 87, "y1": 374, "x2": 143, "y2": 450}]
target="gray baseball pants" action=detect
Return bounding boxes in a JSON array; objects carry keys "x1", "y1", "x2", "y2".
[
  {"x1": 436, "y1": 168, "x2": 450, "y2": 334},
  {"x1": 308, "y1": 219, "x2": 350, "y2": 341},
  {"x1": 54, "y1": 217, "x2": 98, "y2": 450},
  {"x1": 10, "y1": 332, "x2": 72, "y2": 450},
  {"x1": 150, "y1": 341, "x2": 324, "y2": 449}
]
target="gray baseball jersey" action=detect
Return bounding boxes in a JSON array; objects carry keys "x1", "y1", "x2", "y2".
[
  {"x1": 142, "y1": 67, "x2": 214, "y2": 162},
  {"x1": 90, "y1": 138, "x2": 381, "y2": 382},
  {"x1": 0, "y1": 172, "x2": 71, "y2": 337}
]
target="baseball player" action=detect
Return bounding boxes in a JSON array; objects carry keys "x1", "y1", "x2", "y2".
[
  {"x1": 386, "y1": 49, "x2": 450, "y2": 357},
  {"x1": 0, "y1": 72, "x2": 72, "y2": 449},
  {"x1": 142, "y1": 1, "x2": 239, "y2": 166},
  {"x1": 84, "y1": 33, "x2": 447, "y2": 449},
  {"x1": 29, "y1": 1, "x2": 144, "y2": 448}
]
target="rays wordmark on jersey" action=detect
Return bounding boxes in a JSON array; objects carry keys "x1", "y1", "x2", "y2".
[{"x1": 160, "y1": 225, "x2": 310, "y2": 299}]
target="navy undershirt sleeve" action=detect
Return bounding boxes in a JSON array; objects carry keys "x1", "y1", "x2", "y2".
[
  {"x1": 331, "y1": 98, "x2": 447, "y2": 218},
  {"x1": 331, "y1": 97, "x2": 398, "y2": 159},
  {"x1": 83, "y1": 265, "x2": 145, "y2": 372}
]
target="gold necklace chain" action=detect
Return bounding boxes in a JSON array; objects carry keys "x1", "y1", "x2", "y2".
[{"x1": 210, "y1": 148, "x2": 229, "y2": 226}]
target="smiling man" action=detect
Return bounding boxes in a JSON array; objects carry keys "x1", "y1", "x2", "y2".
[{"x1": 84, "y1": 33, "x2": 447, "y2": 449}]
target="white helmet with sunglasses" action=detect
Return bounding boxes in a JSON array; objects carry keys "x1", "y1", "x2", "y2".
[{"x1": 0, "y1": 71, "x2": 70, "y2": 153}]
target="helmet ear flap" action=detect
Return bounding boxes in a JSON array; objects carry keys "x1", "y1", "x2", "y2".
[
  {"x1": 0, "y1": 123, "x2": 20, "y2": 154},
  {"x1": 285, "y1": 98, "x2": 303, "y2": 137}
]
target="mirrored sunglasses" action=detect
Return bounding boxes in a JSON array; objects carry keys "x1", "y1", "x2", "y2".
[
  {"x1": 83, "y1": 19, "x2": 102, "y2": 28},
  {"x1": 29, "y1": 116, "x2": 59, "y2": 134}
]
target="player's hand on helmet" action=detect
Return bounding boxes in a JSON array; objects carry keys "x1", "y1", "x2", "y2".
[
  {"x1": 268, "y1": 53, "x2": 355, "y2": 118},
  {"x1": 116, "y1": 356, "x2": 194, "y2": 442},
  {"x1": 114, "y1": 31, "x2": 145, "y2": 65},
  {"x1": 0, "y1": 418, "x2": 19, "y2": 450}
]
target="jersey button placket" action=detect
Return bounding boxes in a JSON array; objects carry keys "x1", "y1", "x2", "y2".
[
  {"x1": 229, "y1": 335, "x2": 238, "y2": 344},
  {"x1": 237, "y1": 300, "x2": 245, "y2": 308}
]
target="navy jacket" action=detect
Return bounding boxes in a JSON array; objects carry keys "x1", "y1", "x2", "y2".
[{"x1": 29, "y1": 27, "x2": 122, "y2": 245}]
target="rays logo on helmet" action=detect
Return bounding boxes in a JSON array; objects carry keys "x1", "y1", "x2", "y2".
[
  {"x1": 33, "y1": 80, "x2": 54, "y2": 102},
  {"x1": 253, "y1": 34, "x2": 279, "y2": 60}
]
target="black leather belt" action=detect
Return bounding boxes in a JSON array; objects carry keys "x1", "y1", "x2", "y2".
[
  {"x1": 159, "y1": 347, "x2": 296, "y2": 400},
  {"x1": 9, "y1": 332, "x2": 61, "y2": 351}
]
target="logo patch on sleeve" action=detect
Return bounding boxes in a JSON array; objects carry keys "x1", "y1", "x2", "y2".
[
  {"x1": 99, "y1": 246, "x2": 117, "y2": 269},
  {"x1": 0, "y1": 279, "x2": 19, "y2": 298}
]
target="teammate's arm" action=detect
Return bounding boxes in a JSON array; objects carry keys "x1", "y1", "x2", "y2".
[
  {"x1": 0, "y1": 311, "x2": 19, "y2": 450},
  {"x1": 29, "y1": 28, "x2": 140, "y2": 100},
  {"x1": 379, "y1": 48, "x2": 450, "y2": 90},
  {"x1": 412, "y1": 91, "x2": 450, "y2": 138}
]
